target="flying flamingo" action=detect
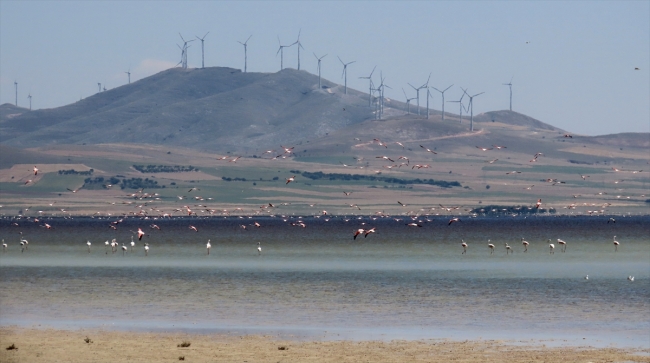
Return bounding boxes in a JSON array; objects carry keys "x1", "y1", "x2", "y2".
[
  {"x1": 286, "y1": 175, "x2": 296, "y2": 184},
  {"x1": 521, "y1": 238, "x2": 529, "y2": 252},
  {"x1": 461, "y1": 240, "x2": 468, "y2": 254},
  {"x1": 420, "y1": 145, "x2": 437, "y2": 154},
  {"x1": 137, "y1": 228, "x2": 145, "y2": 240},
  {"x1": 488, "y1": 240, "x2": 495, "y2": 254},
  {"x1": 257, "y1": 242, "x2": 262, "y2": 255},
  {"x1": 33, "y1": 166, "x2": 39, "y2": 175},
  {"x1": 87, "y1": 240, "x2": 91, "y2": 253},
  {"x1": 448, "y1": 218, "x2": 461, "y2": 226},
  {"x1": 206, "y1": 239, "x2": 211, "y2": 255},
  {"x1": 557, "y1": 239, "x2": 567, "y2": 252},
  {"x1": 189, "y1": 225, "x2": 198, "y2": 232},
  {"x1": 364, "y1": 227, "x2": 376, "y2": 238},
  {"x1": 628, "y1": 276, "x2": 634, "y2": 282},
  {"x1": 353, "y1": 229, "x2": 365, "y2": 240},
  {"x1": 613, "y1": 236, "x2": 620, "y2": 251}
]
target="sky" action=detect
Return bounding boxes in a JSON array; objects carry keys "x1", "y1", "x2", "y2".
[{"x1": 1, "y1": 1, "x2": 648, "y2": 136}]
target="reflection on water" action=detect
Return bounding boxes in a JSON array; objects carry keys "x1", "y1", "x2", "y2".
[{"x1": 1, "y1": 216, "x2": 649, "y2": 347}]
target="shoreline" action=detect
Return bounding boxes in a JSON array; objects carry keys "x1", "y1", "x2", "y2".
[{"x1": 1, "y1": 327, "x2": 649, "y2": 363}]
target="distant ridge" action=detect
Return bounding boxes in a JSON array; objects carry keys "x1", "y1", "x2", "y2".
[{"x1": 1, "y1": 67, "x2": 646, "y2": 152}]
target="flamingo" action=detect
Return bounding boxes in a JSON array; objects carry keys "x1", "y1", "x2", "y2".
[
  {"x1": 557, "y1": 239, "x2": 567, "y2": 252},
  {"x1": 448, "y1": 218, "x2": 461, "y2": 226},
  {"x1": 144, "y1": 243, "x2": 149, "y2": 256},
  {"x1": 206, "y1": 239, "x2": 211, "y2": 255},
  {"x1": 419, "y1": 145, "x2": 437, "y2": 154},
  {"x1": 20, "y1": 238, "x2": 28, "y2": 253},
  {"x1": 257, "y1": 242, "x2": 262, "y2": 255},
  {"x1": 521, "y1": 238, "x2": 529, "y2": 252},
  {"x1": 585, "y1": 275, "x2": 589, "y2": 280},
  {"x1": 353, "y1": 229, "x2": 365, "y2": 240},
  {"x1": 33, "y1": 166, "x2": 39, "y2": 175},
  {"x1": 137, "y1": 228, "x2": 145, "y2": 240},
  {"x1": 2, "y1": 239, "x2": 7, "y2": 252},
  {"x1": 613, "y1": 236, "x2": 620, "y2": 252},
  {"x1": 628, "y1": 276, "x2": 634, "y2": 282},
  {"x1": 505, "y1": 243, "x2": 512, "y2": 255},
  {"x1": 105, "y1": 240, "x2": 110, "y2": 253},
  {"x1": 364, "y1": 227, "x2": 376, "y2": 238},
  {"x1": 461, "y1": 240, "x2": 468, "y2": 254},
  {"x1": 121, "y1": 244, "x2": 128, "y2": 255},
  {"x1": 189, "y1": 225, "x2": 198, "y2": 232},
  {"x1": 548, "y1": 239, "x2": 555, "y2": 254},
  {"x1": 87, "y1": 240, "x2": 91, "y2": 253},
  {"x1": 286, "y1": 175, "x2": 296, "y2": 184},
  {"x1": 488, "y1": 240, "x2": 495, "y2": 254},
  {"x1": 130, "y1": 236, "x2": 135, "y2": 252}
]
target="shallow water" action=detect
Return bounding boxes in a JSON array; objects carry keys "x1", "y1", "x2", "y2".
[{"x1": 1, "y1": 215, "x2": 649, "y2": 348}]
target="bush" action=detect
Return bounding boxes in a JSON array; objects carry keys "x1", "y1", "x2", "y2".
[{"x1": 177, "y1": 341, "x2": 191, "y2": 348}]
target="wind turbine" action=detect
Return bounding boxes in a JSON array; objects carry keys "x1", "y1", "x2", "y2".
[
  {"x1": 423, "y1": 74, "x2": 431, "y2": 119},
  {"x1": 503, "y1": 76, "x2": 513, "y2": 111},
  {"x1": 195, "y1": 32, "x2": 209, "y2": 69},
  {"x1": 314, "y1": 53, "x2": 327, "y2": 88},
  {"x1": 448, "y1": 90, "x2": 466, "y2": 124},
  {"x1": 408, "y1": 75, "x2": 429, "y2": 116},
  {"x1": 276, "y1": 36, "x2": 292, "y2": 70},
  {"x1": 27, "y1": 93, "x2": 32, "y2": 110},
  {"x1": 14, "y1": 81, "x2": 17, "y2": 106},
  {"x1": 178, "y1": 33, "x2": 194, "y2": 69},
  {"x1": 97, "y1": 83, "x2": 101, "y2": 93},
  {"x1": 402, "y1": 88, "x2": 416, "y2": 114},
  {"x1": 463, "y1": 89, "x2": 485, "y2": 131},
  {"x1": 359, "y1": 66, "x2": 376, "y2": 106},
  {"x1": 431, "y1": 84, "x2": 453, "y2": 120},
  {"x1": 125, "y1": 69, "x2": 131, "y2": 84},
  {"x1": 338, "y1": 56, "x2": 356, "y2": 95},
  {"x1": 237, "y1": 35, "x2": 252, "y2": 72},
  {"x1": 376, "y1": 72, "x2": 390, "y2": 119},
  {"x1": 294, "y1": 29, "x2": 304, "y2": 70}
]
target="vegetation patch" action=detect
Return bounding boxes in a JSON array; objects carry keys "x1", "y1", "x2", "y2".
[
  {"x1": 133, "y1": 165, "x2": 199, "y2": 173},
  {"x1": 58, "y1": 169, "x2": 93, "y2": 175},
  {"x1": 291, "y1": 170, "x2": 461, "y2": 188},
  {"x1": 177, "y1": 341, "x2": 191, "y2": 348}
]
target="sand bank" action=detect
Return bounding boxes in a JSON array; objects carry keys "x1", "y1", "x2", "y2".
[{"x1": 1, "y1": 327, "x2": 648, "y2": 363}]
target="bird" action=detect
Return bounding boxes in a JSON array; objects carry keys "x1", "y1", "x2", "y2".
[
  {"x1": 521, "y1": 238, "x2": 529, "y2": 252},
  {"x1": 206, "y1": 239, "x2": 211, "y2": 255},
  {"x1": 557, "y1": 239, "x2": 567, "y2": 252},
  {"x1": 364, "y1": 227, "x2": 376, "y2": 238},
  {"x1": 448, "y1": 218, "x2": 461, "y2": 226},
  {"x1": 505, "y1": 243, "x2": 512, "y2": 255},
  {"x1": 548, "y1": 239, "x2": 555, "y2": 254},
  {"x1": 406, "y1": 222, "x2": 422, "y2": 227},
  {"x1": 353, "y1": 228, "x2": 365, "y2": 240},
  {"x1": 286, "y1": 175, "x2": 296, "y2": 184},
  {"x1": 121, "y1": 244, "x2": 128, "y2": 255},
  {"x1": 420, "y1": 145, "x2": 437, "y2": 154},
  {"x1": 33, "y1": 166, "x2": 39, "y2": 175},
  {"x1": 257, "y1": 242, "x2": 262, "y2": 255},
  {"x1": 585, "y1": 275, "x2": 589, "y2": 280},
  {"x1": 475, "y1": 146, "x2": 493, "y2": 151},
  {"x1": 144, "y1": 243, "x2": 149, "y2": 256},
  {"x1": 613, "y1": 236, "x2": 620, "y2": 252},
  {"x1": 564, "y1": 134, "x2": 573, "y2": 138},
  {"x1": 628, "y1": 276, "x2": 635, "y2": 282},
  {"x1": 20, "y1": 238, "x2": 28, "y2": 253},
  {"x1": 130, "y1": 236, "x2": 135, "y2": 252},
  {"x1": 137, "y1": 228, "x2": 145, "y2": 240},
  {"x1": 189, "y1": 225, "x2": 198, "y2": 232},
  {"x1": 376, "y1": 156, "x2": 395, "y2": 162},
  {"x1": 461, "y1": 240, "x2": 468, "y2": 254},
  {"x1": 634, "y1": 67, "x2": 639, "y2": 70},
  {"x1": 86, "y1": 240, "x2": 91, "y2": 253},
  {"x1": 607, "y1": 218, "x2": 616, "y2": 224},
  {"x1": 2, "y1": 239, "x2": 7, "y2": 252},
  {"x1": 343, "y1": 191, "x2": 352, "y2": 196},
  {"x1": 535, "y1": 199, "x2": 542, "y2": 209},
  {"x1": 397, "y1": 201, "x2": 406, "y2": 207}
]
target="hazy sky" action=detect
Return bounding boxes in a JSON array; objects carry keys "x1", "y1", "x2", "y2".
[{"x1": 1, "y1": 1, "x2": 648, "y2": 136}]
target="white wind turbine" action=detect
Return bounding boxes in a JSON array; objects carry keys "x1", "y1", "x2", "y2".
[
  {"x1": 237, "y1": 35, "x2": 252, "y2": 73},
  {"x1": 463, "y1": 89, "x2": 485, "y2": 132},
  {"x1": 338, "y1": 56, "x2": 356, "y2": 95},
  {"x1": 314, "y1": 53, "x2": 327, "y2": 89},
  {"x1": 359, "y1": 66, "x2": 376, "y2": 106},
  {"x1": 432, "y1": 84, "x2": 453, "y2": 120},
  {"x1": 195, "y1": 32, "x2": 209, "y2": 69},
  {"x1": 503, "y1": 76, "x2": 513, "y2": 111}
]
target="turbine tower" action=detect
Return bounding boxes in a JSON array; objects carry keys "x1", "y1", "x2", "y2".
[
  {"x1": 338, "y1": 56, "x2": 356, "y2": 95},
  {"x1": 294, "y1": 29, "x2": 304, "y2": 70},
  {"x1": 237, "y1": 35, "x2": 252, "y2": 73},
  {"x1": 408, "y1": 75, "x2": 429, "y2": 116},
  {"x1": 195, "y1": 32, "x2": 209, "y2": 69},
  {"x1": 98, "y1": 83, "x2": 102, "y2": 93},
  {"x1": 402, "y1": 88, "x2": 416, "y2": 114},
  {"x1": 423, "y1": 74, "x2": 431, "y2": 119},
  {"x1": 314, "y1": 53, "x2": 327, "y2": 89},
  {"x1": 463, "y1": 89, "x2": 485, "y2": 132},
  {"x1": 503, "y1": 76, "x2": 513, "y2": 111},
  {"x1": 359, "y1": 66, "x2": 376, "y2": 106},
  {"x1": 125, "y1": 69, "x2": 131, "y2": 84},
  {"x1": 432, "y1": 84, "x2": 453, "y2": 120},
  {"x1": 27, "y1": 93, "x2": 32, "y2": 110},
  {"x1": 14, "y1": 81, "x2": 17, "y2": 106}
]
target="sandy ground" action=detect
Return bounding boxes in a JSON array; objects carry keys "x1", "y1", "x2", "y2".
[{"x1": 1, "y1": 327, "x2": 648, "y2": 363}]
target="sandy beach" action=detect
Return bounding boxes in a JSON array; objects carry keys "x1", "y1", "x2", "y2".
[{"x1": 1, "y1": 327, "x2": 649, "y2": 363}]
